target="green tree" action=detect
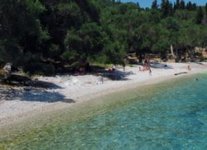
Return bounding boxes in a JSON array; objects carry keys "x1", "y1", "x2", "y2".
[
  {"x1": 0, "y1": 0, "x2": 48, "y2": 66},
  {"x1": 1, "y1": 0, "x2": 207, "y2": 74},
  {"x1": 186, "y1": 1, "x2": 194, "y2": 10},
  {"x1": 64, "y1": 23, "x2": 105, "y2": 63},
  {"x1": 180, "y1": 0, "x2": 185, "y2": 9},
  {"x1": 206, "y1": 3, "x2": 207, "y2": 15},
  {"x1": 161, "y1": 0, "x2": 173, "y2": 17},
  {"x1": 195, "y1": 6, "x2": 204, "y2": 24},
  {"x1": 174, "y1": 0, "x2": 180, "y2": 10},
  {"x1": 205, "y1": 3, "x2": 207, "y2": 24},
  {"x1": 151, "y1": 0, "x2": 158, "y2": 10}
]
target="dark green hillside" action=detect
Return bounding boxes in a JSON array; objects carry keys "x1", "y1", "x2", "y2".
[{"x1": 0, "y1": 0, "x2": 206, "y2": 75}]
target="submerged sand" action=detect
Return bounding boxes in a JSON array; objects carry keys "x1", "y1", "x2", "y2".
[{"x1": 0, "y1": 62, "x2": 207, "y2": 127}]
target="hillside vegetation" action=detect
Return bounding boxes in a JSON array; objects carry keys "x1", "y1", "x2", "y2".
[{"x1": 0, "y1": 0, "x2": 207, "y2": 75}]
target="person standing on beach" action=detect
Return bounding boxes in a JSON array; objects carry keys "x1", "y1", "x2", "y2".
[
  {"x1": 139, "y1": 66, "x2": 142, "y2": 71},
  {"x1": 122, "y1": 59, "x2": 126, "y2": 72},
  {"x1": 123, "y1": 63, "x2": 125, "y2": 72},
  {"x1": 101, "y1": 75, "x2": 104, "y2": 84},
  {"x1": 149, "y1": 68, "x2": 152, "y2": 76},
  {"x1": 188, "y1": 64, "x2": 191, "y2": 71}
]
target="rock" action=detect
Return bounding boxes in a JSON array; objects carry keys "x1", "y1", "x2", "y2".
[
  {"x1": 3, "y1": 63, "x2": 12, "y2": 74},
  {"x1": 0, "y1": 63, "x2": 12, "y2": 80}
]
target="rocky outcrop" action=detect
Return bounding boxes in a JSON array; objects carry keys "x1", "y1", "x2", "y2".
[{"x1": 0, "y1": 63, "x2": 12, "y2": 80}]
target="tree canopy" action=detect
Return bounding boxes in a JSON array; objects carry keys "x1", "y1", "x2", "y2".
[{"x1": 0, "y1": 0, "x2": 206, "y2": 74}]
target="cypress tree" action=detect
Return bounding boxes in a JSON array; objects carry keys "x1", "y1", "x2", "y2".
[
  {"x1": 151, "y1": 0, "x2": 158, "y2": 10},
  {"x1": 196, "y1": 6, "x2": 204, "y2": 24},
  {"x1": 180, "y1": 0, "x2": 185, "y2": 9},
  {"x1": 161, "y1": 0, "x2": 173, "y2": 17},
  {"x1": 205, "y1": 3, "x2": 207, "y2": 24},
  {"x1": 186, "y1": 2, "x2": 192, "y2": 10},
  {"x1": 136, "y1": 2, "x2": 140, "y2": 9},
  {"x1": 175, "y1": 0, "x2": 180, "y2": 9},
  {"x1": 206, "y1": 3, "x2": 207, "y2": 14},
  {"x1": 192, "y1": 3, "x2": 197, "y2": 10}
]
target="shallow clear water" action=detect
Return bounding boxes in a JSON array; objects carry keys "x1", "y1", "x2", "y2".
[{"x1": 1, "y1": 73, "x2": 207, "y2": 150}]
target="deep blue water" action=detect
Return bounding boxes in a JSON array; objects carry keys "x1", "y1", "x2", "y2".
[{"x1": 1, "y1": 73, "x2": 207, "y2": 150}]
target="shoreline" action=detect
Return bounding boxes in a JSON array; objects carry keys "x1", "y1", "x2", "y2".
[{"x1": 0, "y1": 62, "x2": 207, "y2": 128}]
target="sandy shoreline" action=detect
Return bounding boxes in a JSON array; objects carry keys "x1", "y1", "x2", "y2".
[{"x1": 0, "y1": 62, "x2": 207, "y2": 128}]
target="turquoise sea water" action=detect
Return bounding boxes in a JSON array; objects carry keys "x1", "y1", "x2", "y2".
[{"x1": 1, "y1": 73, "x2": 207, "y2": 150}]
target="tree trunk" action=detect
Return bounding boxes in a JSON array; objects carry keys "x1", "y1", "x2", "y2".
[{"x1": 170, "y1": 45, "x2": 175, "y2": 58}]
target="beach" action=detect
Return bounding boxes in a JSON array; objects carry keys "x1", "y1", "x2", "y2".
[{"x1": 0, "y1": 62, "x2": 207, "y2": 128}]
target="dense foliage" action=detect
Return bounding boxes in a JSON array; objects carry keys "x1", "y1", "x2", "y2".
[{"x1": 0, "y1": 0, "x2": 207, "y2": 74}]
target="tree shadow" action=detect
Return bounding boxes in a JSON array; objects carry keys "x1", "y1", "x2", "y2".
[
  {"x1": 194, "y1": 62, "x2": 205, "y2": 65},
  {"x1": 31, "y1": 80, "x2": 63, "y2": 89},
  {"x1": 150, "y1": 62, "x2": 173, "y2": 69},
  {"x1": 1, "y1": 74, "x2": 62, "y2": 89},
  {"x1": 102, "y1": 70, "x2": 134, "y2": 81},
  {"x1": 86, "y1": 65, "x2": 135, "y2": 80},
  {"x1": 56, "y1": 65, "x2": 135, "y2": 81},
  {"x1": 0, "y1": 86, "x2": 75, "y2": 103}
]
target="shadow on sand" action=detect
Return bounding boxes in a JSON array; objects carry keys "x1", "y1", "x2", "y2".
[
  {"x1": 0, "y1": 75, "x2": 75, "y2": 103},
  {"x1": 1, "y1": 74, "x2": 62, "y2": 89},
  {"x1": 150, "y1": 62, "x2": 173, "y2": 69},
  {"x1": 22, "y1": 89, "x2": 75, "y2": 103},
  {"x1": 102, "y1": 69, "x2": 134, "y2": 80},
  {"x1": 0, "y1": 87, "x2": 75, "y2": 103},
  {"x1": 31, "y1": 80, "x2": 63, "y2": 89}
]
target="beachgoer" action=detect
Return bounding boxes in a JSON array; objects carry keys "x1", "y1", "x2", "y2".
[
  {"x1": 123, "y1": 63, "x2": 125, "y2": 72},
  {"x1": 187, "y1": 65, "x2": 191, "y2": 71},
  {"x1": 149, "y1": 68, "x2": 152, "y2": 76},
  {"x1": 101, "y1": 76, "x2": 104, "y2": 84},
  {"x1": 96, "y1": 74, "x2": 103, "y2": 84},
  {"x1": 112, "y1": 65, "x2": 116, "y2": 71}
]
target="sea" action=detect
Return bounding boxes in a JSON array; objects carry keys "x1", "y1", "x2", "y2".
[{"x1": 0, "y1": 73, "x2": 207, "y2": 150}]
